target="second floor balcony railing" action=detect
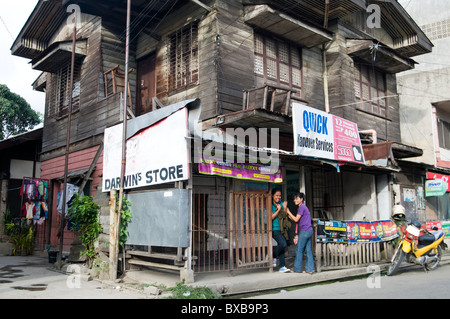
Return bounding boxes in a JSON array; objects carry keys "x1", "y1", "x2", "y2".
[{"x1": 242, "y1": 84, "x2": 305, "y2": 117}]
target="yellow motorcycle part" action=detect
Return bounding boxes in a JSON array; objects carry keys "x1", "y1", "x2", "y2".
[
  {"x1": 402, "y1": 241, "x2": 411, "y2": 253},
  {"x1": 412, "y1": 234, "x2": 444, "y2": 257}
]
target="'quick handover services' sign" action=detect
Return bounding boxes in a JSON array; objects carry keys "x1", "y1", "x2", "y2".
[{"x1": 292, "y1": 103, "x2": 365, "y2": 164}]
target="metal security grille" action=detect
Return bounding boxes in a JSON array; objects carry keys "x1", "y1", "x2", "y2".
[
  {"x1": 192, "y1": 189, "x2": 273, "y2": 273},
  {"x1": 311, "y1": 169, "x2": 345, "y2": 220},
  {"x1": 192, "y1": 188, "x2": 229, "y2": 273}
]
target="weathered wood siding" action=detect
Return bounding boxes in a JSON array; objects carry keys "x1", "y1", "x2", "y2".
[
  {"x1": 42, "y1": 16, "x2": 126, "y2": 157},
  {"x1": 327, "y1": 21, "x2": 401, "y2": 143},
  {"x1": 136, "y1": 1, "x2": 218, "y2": 120}
]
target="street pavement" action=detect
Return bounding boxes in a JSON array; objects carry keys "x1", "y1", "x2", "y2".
[
  {"x1": 247, "y1": 262, "x2": 450, "y2": 299},
  {"x1": 0, "y1": 255, "x2": 147, "y2": 299},
  {"x1": 1, "y1": 253, "x2": 449, "y2": 299}
]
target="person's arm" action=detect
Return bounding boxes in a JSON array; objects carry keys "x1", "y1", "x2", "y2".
[
  {"x1": 271, "y1": 203, "x2": 281, "y2": 220},
  {"x1": 286, "y1": 207, "x2": 301, "y2": 223}
]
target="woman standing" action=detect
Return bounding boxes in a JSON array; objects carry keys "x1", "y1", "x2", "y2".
[
  {"x1": 271, "y1": 188, "x2": 291, "y2": 273},
  {"x1": 286, "y1": 192, "x2": 315, "y2": 274}
]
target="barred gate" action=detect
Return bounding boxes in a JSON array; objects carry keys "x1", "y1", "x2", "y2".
[
  {"x1": 231, "y1": 192, "x2": 273, "y2": 269},
  {"x1": 192, "y1": 190, "x2": 273, "y2": 273}
]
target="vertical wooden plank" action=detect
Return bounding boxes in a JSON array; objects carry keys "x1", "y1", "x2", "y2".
[
  {"x1": 234, "y1": 193, "x2": 239, "y2": 269},
  {"x1": 316, "y1": 242, "x2": 322, "y2": 272},
  {"x1": 239, "y1": 194, "x2": 245, "y2": 265},
  {"x1": 249, "y1": 194, "x2": 255, "y2": 263},
  {"x1": 266, "y1": 193, "x2": 273, "y2": 271},
  {"x1": 109, "y1": 189, "x2": 119, "y2": 280},
  {"x1": 255, "y1": 194, "x2": 262, "y2": 262},
  {"x1": 228, "y1": 187, "x2": 235, "y2": 270}
]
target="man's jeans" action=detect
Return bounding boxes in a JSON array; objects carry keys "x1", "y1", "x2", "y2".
[
  {"x1": 293, "y1": 230, "x2": 315, "y2": 273},
  {"x1": 272, "y1": 230, "x2": 287, "y2": 268}
]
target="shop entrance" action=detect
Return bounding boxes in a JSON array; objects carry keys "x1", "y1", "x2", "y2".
[
  {"x1": 311, "y1": 168, "x2": 345, "y2": 220},
  {"x1": 231, "y1": 192, "x2": 272, "y2": 269},
  {"x1": 192, "y1": 186, "x2": 273, "y2": 273}
]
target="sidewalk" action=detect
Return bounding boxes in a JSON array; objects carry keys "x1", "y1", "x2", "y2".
[{"x1": 123, "y1": 254, "x2": 450, "y2": 296}]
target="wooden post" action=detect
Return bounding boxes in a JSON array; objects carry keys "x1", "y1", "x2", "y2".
[{"x1": 109, "y1": 189, "x2": 119, "y2": 280}]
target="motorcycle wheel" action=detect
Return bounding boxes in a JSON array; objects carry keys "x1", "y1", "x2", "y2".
[
  {"x1": 387, "y1": 247, "x2": 405, "y2": 276},
  {"x1": 426, "y1": 246, "x2": 442, "y2": 271}
]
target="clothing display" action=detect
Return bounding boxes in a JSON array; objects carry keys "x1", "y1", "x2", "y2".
[
  {"x1": 20, "y1": 178, "x2": 50, "y2": 223},
  {"x1": 20, "y1": 179, "x2": 48, "y2": 201}
]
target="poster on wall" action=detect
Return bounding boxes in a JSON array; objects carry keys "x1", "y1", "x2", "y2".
[
  {"x1": 102, "y1": 108, "x2": 189, "y2": 191},
  {"x1": 292, "y1": 103, "x2": 365, "y2": 164},
  {"x1": 346, "y1": 220, "x2": 398, "y2": 243},
  {"x1": 442, "y1": 221, "x2": 450, "y2": 238},
  {"x1": 316, "y1": 220, "x2": 347, "y2": 243},
  {"x1": 426, "y1": 172, "x2": 450, "y2": 192}
]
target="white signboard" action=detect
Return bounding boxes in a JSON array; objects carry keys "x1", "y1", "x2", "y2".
[
  {"x1": 292, "y1": 103, "x2": 365, "y2": 164},
  {"x1": 102, "y1": 108, "x2": 189, "y2": 191}
]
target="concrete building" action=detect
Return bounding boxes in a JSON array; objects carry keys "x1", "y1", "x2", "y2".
[{"x1": 397, "y1": 0, "x2": 450, "y2": 223}]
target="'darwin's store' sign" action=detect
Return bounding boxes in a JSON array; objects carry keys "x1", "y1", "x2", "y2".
[{"x1": 292, "y1": 103, "x2": 365, "y2": 164}]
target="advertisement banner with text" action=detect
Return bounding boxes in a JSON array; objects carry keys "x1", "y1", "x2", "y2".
[{"x1": 292, "y1": 103, "x2": 365, "y2": 164}]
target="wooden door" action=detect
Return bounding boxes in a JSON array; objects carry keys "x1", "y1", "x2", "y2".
[{"x1": 136, "y1": 53, "x2": 156, "y2": 116}]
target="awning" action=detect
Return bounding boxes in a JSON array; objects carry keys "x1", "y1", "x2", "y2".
[
  {"x1": 56, "y1": 167, "x2": 91, "y2": 181},
  {"x1": 244, "y1": 4, "x2": 333, "y2": 48},
  {"x1": 31, "y1": 40, "x2": 87, "y2": 73},
  {"x1": 347, "y1": 39, "x2": 416, "y2": 73}
]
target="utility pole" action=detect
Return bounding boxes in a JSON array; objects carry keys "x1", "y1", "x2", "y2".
[
  {"x1": 58, "y1": 5, "x2": 78, "y2": 268},
  {"x1": 110, "y1": 0, "x2": 131, "y2": 281}
]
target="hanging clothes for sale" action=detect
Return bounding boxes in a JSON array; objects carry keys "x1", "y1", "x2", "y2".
[{"x1": 23, "y1": 201, "x2": 36, "y2": 220}]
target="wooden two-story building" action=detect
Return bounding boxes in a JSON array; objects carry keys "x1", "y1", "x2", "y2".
[{"x1": 12, "y1": 0, "x2": 432, "y2": 278}]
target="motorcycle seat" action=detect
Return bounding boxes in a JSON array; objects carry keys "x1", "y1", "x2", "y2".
[
  {"x1": 418, "y1": 230, "x2": 443, "y2": 246},
  {"x1": 418, "y1": 233, "x2": 435, "y2": 246}
]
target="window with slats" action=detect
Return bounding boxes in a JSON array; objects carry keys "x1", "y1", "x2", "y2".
[
  {"x1": 354, "y1": 63, "x2": 387, "y2": 117},
  {"x1": 168, "y1": 22, "x2": 199, "y2": 92},
  {"x1": 47, "y1": 60, "x2": 82, "y2": 117}
]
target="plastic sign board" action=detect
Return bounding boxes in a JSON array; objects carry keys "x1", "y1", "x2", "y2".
[
  {"x1": 425, "y1": 179, "x2": 448, "y2": 197},
  {"x1": 292, "y1": 103, "x2": 365, "y2": 164},
  {"x1": 426, "y1": 172, "x2": 450, "y2": 192},
  {"x1": 102, "y1": 108, "x2": 189, "y2": 191}
]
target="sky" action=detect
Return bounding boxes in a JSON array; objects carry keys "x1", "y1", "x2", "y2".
[{"x1": 0, "y1": 0, "x2": 45, "y2": 115}]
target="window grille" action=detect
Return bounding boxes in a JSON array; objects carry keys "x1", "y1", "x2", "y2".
[{"x1": 168, "y1": 22, "x2": 199, "y2": 92}]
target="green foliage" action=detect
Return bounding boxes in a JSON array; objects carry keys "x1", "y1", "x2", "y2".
[
  {"x1": 168, "y1": 280, "x2": 222, "y2": 299},
  {"x1": 118, "y1": 195, "x2": 132, "y2": 249},
  {"x1": 68, "y1": 194, "x2": 102, "y2": 263},
  {"x1": 0, "y1": 84, "x2": 41, "y2": 140},
  {"x1": 2, "y1": 213, "x2": 35, "y2": 256}
]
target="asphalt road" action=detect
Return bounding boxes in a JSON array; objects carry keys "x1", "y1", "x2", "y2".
[
  {"x1": 0, "y1": 255, "x2": 147, "y2": 299},
  {"x1": 248, "y1": 262, "x2": 450, "y2": 299}
]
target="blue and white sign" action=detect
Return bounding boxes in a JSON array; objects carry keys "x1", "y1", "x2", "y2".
[
  {"x1": 293, "y1": 103, "x2": 335, "y2": 160},
  {"x1": 292, "y1": 102, "x2": 365, "y2": 164}
]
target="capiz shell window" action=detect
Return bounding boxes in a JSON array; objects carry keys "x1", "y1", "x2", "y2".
[{"x1": 254, "y1": 33, "x2": 302, "y2": 95}]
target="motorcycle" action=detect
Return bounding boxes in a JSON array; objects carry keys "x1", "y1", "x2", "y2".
[{"x1": 387, "y1": 220, "x2": 446, "y2": 276}]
